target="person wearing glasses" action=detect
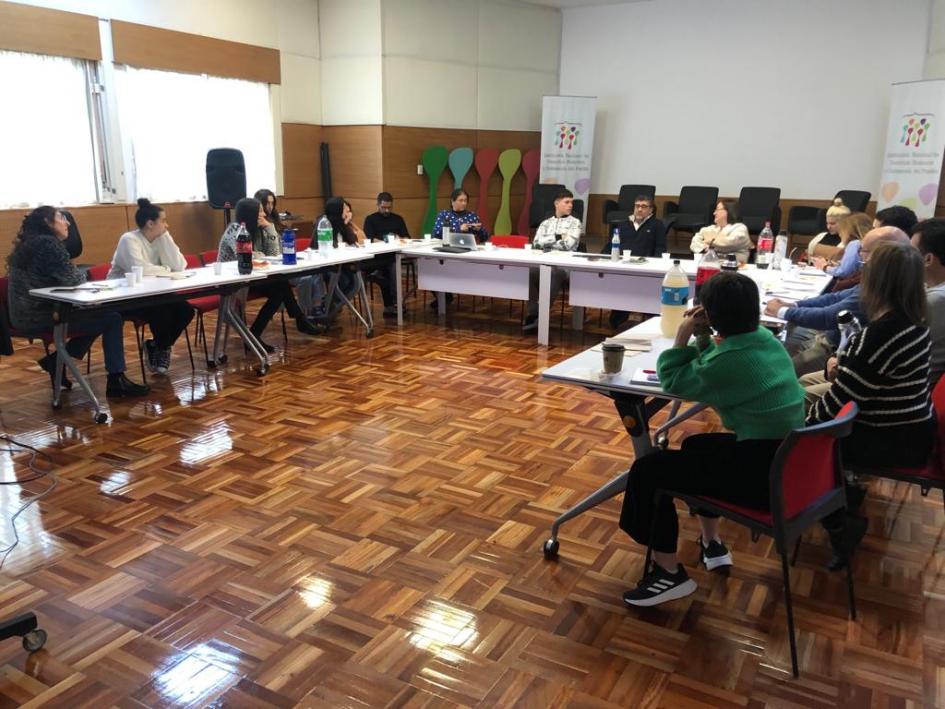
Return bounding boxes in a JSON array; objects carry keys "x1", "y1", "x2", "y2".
[{"x1": 7, "y1": 207, "x2": 149, "y2": 398}]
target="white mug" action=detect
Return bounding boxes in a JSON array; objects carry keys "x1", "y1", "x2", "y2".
[
  {"x1": 133, "y1": 266, "x2": 144, "y2": 282},
  {"x1": 661, "y1": 252, "x2": 671, "y2": 260},
  {"x1": 125, "y1": 273, "x2": 136, "y2": 287},
  {"x1": 212, "y1": 262, "x2": 223, "y2": 275}
]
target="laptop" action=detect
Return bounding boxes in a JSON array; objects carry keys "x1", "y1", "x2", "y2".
[{"x1": 434, "y1": 232, "x2": 477, "y2": 253}]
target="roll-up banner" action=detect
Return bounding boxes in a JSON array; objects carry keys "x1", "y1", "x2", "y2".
[
  {"x1": 539, "y1": 95, "x2": 597, "y2": 229},
  {"x1": 878, "y1": 79, "x2": 945, "y2": 219}
]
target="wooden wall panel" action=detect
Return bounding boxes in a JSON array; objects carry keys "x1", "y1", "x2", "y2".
[
  {"x1": 322, "y1": 126, "x2": 384, "y2": 201},
  {"x1": 158, "y1": 202, "x2": 221, "y2": 258},
  {"x1": 0, "y1": 205, "x2": 129, "y2": 266},
  {"x1": 111, "y1": 20, "x2": 280, "y2": 84},
  {"x1": 382, "y1": 126, "x2": 479, "y2": 200},
  {"x1": 0, "y1": 1, "x2": 100, "y2": 60},
  {"x1": 282, "y1": 124, "x2": 324, "y2": 199}
]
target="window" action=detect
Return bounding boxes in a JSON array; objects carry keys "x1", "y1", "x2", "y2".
[
  {"x1": 115, "y1": 67, "x2": 277, "y2": 203},
  {"x1": 0, "y1": 50, "x2": 99, "y2": 208}
]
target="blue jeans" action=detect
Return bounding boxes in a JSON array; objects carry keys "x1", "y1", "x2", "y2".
[{"x1": 64, "y1": 311, "x2": 126, "y2": 374}]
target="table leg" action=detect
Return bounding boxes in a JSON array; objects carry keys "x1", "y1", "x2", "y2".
[
  {"x1": 437, "y1": 291, "x2": 446, "y2": 318},
  {"x1": 224, "y1": 304, "x2": 269, "y2": 375},
  {"x1": 323, "y1": 268, "x2": 340, "y2": 314},
  {"x1": 336, "y1": 271, "x2": 374, "y2": 337},
  {"x1": 542, "y1": 393, "x2": 665, "y2": 559},
  {"x1": 537, "y1": 264, "x2": 551, "y2": 346},
  {"x1": 52, "y1": 322, "x2": 107, "y2": 423},
  {"x1": 395, "y1": 253, "x2": 404, "y2": 328},
  {"x1": 210, "y1": 294, "x2": 231, "y2": 366},
  {"x1": 571, "y1": 305, "x2": 585, "y2": 331}
]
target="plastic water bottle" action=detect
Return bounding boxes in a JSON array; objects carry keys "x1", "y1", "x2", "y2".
[
  {"x1": 660, "y1": 259, "x2": 690, "y2": 338},
  {"x1": 773, "y1": 230, "x2": 789, "y2": 270},
  {"x1": 611, "y1": 229, "x2": 620, "y2": 261},
  {"x1": 442, "y1": 225, "x2": 451, "y2": 242},
  {"x1": 236, "y1": 222, "x2": 253, "y2": 275},
  {"x1": 316, "y1": 215, "x2": 332, "y2": 253},
  {"x1": 756, "y1": 221, "x2": 774, "y2": 269},
  {"x1": 694, "y1": 247, "x2": 720, "y2": 305},
  {"x1": 836, "y1": 310, "x2": 863, "y2": 355},
  {"x1": 281, "y1": 228, "x2": 296, "y2": 265}
]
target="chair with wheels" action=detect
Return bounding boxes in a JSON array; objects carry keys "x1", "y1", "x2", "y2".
[
  {"x1": 645, "y1": 401, "x2": 859, "y2": 677},
  {"x1": 0, "y1": 613, "x2": 46, "y2": 653}
]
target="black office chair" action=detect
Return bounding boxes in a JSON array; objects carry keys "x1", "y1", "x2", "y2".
[
  {"x1": 529, "y1": 183, "x2": 566, "y2": 228},
  {"x1": 602, "y1": 184, "x2": 656, "y2": 227},
  {"x1": 787, "y1": 190, "x2": 871, "y2": 237},
  {"x1": 663, "y1": 186, "x2": 718, "y2": 234},
  {"x1": 60, "y1": 209, "x2": 83, "y2": 260},
  {"x1": 736, "y1": 186, "x2": 782, "y2": 235}
]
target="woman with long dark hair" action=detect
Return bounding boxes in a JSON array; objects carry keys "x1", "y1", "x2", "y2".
[
  {"x1": 7, "y1": 207, "x2": 148, "y2": 397},
  {"x1": 217, "y1": 197, "x2": 324, "y2": 352},
  {"x1": 254, "y1": 188, "x2": 284, "y2": 233}
]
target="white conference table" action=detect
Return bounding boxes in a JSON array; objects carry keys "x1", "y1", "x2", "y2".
[
  {"x1": 537, "y1": 265, "x2": 830, "y2": 558},
  {"x1": 406, "y1": 243, "x2": 830, "y2": 344},
  {"x1": 28, "y1": 243, "x2": 407, "y2": 422}
]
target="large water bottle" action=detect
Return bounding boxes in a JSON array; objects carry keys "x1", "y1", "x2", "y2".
[
  {"x1": 236, "y1": 222, "x2": 253, "y2": 275},
  {"x1": 756, "y1": 221, "x2": 774, "y2": 269},
  {"x1": 836, "y1": 310, "x2": 863, "y2": 355},
  {"x1": 281, "y1": 228, "x2": 296, "y2": 265},
  {"x1": 773, "y1": 230, "x2": 789, "y2": 270},
  {"x1": 694, "y1": 247, "x2": 720, "y2": 305},
  {"x1": 660, "y1": 259, "x2": 690, "y2": 338},
  {"x1": 316, "y1": 215, "x2": 332, "y2": 253},
  {"x1": 611, "y1": 229, "x2": 620, "y2": 261}
]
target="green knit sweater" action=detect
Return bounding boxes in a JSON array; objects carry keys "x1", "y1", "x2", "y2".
[{"x1": 657, "y1": 326, "x2": 805, "y2": 441}]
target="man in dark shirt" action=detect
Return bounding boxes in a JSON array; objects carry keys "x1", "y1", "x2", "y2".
[
  {"x1": 604, "y1": 195, "x2": 667, "y2": 330},
  {"x1": 363, "y1": 192, "x2": 411, "y2": 241}
]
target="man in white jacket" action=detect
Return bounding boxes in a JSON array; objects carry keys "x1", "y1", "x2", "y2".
[
  {"x1": 107, "y1": 199, "x2": 194, "y2": 375},
  {"x1": 523, "y1": 189, "x2": 582, "y2": 333}
]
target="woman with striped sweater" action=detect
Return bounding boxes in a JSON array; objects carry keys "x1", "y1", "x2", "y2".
[{"x1": 808, "y1": 240, "x2": 935, "y2": 567}]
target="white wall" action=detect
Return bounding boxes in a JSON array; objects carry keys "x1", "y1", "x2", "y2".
[
  {"x1": 318, "y1": 0, "x2": 384, "y2": 124},
  {"x1": 382, "y1": 0, "x2": 560, "y2": 130},
  {"x1": 927, "y1": 0, "x2": 945, "y2": 77},
  {"x1": 560, "y1": 0, "x2": 930, "y2": 199}
]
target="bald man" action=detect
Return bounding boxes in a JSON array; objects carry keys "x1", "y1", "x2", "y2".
[{"x1": 766, "y1": 226, "x2": 912, "y2": 382}]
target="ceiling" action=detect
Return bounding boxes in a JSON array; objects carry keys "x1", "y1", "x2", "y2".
[{"x1": 513, "y1": 0, "x2": 650, "y2": 7}]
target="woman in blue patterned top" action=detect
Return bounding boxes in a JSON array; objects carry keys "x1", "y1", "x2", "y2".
[{"x1": 434, "y1": 189, "x2": 489, "y2": 241}]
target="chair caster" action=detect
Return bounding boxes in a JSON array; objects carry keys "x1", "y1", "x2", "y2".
[
  {"x1": 218, "y1": 354, "x2": 228, "y2": 364},
  {"x1": 255, "y1": 364, "x2": 269, "y2": 377},
  {"x1": 93, "y1": 412, "x2": 108, "y2": 424},
  {"x1": 543, "y1": 538, "x2": 559, "y2": 561},
  {"x1": 366, "y1": 328, "x2": 375, "y2": 338},
  {"x1": 51, "y1": 401, "x2": 62, "y2": 411},
  {"x1": 22, "y1": 629, "x2": 46, "y2": 653},
  {"x1": 656, "y1": 434, "x2": 669, "y2": 450},
  {"x1": 207, "y1": 360, "x2": 218, "y2": 369}
]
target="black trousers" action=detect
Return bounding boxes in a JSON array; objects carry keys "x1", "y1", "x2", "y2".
[
  {"x1": 364, "y1": 254, "x2": 396, "y2": 307},
  {"x1": 125, "y1": 302, "x2": 194, "y2": 350},
  {"x1": 619, "y1": 433, "x2": 779, "y2": 554},
  {"x1": 526, "y1": 266, "x2": 568, "y2": 319},
  {"x1": 248, "y1": 281, "x2": 304, "y2": 336}
]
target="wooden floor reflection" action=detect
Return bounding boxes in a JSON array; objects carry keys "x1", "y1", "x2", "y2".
[{"x1": 0, "y1": 295, "x2": 940, "y2": 707}]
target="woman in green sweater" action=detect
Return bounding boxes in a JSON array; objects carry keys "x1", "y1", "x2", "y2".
[{"x1": 621, "y1": 272, "x2": 806, "y2": 607}]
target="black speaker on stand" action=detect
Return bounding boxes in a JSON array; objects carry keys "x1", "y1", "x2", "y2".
[{"x1": 206, "y1": 148, "x2": 247, "y2": 229}]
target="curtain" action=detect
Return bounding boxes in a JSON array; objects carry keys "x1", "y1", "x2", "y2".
[
  {"x1": 115, "y1": 67, "x2": 277, "y2": 203},
  {"x1": 0, "y1": 50, "x2": 97, "y2": 208}
]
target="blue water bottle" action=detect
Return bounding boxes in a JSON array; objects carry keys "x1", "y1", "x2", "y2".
[{"x1": 282, "y1": 228, "x2": 297, "y2": 265}]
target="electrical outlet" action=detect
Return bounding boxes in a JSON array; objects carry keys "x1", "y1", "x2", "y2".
[{"x1": 417, "y1": 164, "x2": 424, "y2": 176}]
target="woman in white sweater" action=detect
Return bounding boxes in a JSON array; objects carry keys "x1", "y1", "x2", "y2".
[
  {"x1": 689, "y1": 201, "x2": 752, "y2": 263},
  {"x1": 107, "y1": 199, "x2": 194, "y2": 375}
]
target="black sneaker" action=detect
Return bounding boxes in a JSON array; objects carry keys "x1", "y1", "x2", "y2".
[
  {"x1": 623, "y1": 563, "x2": 697, "y2": 607},
  {"x1": 698, "y1": 536, "x2": 733, "y2": 571},
  {"x1": 144, "y1": 339, "x2": 158, "y2": 373},
  {"x1": 522, "y1": 316, "x2": 538, "y2": 333},
  {"x1": 154, "y1": 346, "x2": 171, "y2": 374}
]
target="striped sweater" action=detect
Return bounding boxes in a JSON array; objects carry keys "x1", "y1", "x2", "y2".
[{"x1": 807, "y1": 313, "x2": 933, "y2": 429}]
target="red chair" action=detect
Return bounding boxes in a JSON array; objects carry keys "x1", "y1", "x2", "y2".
[
  {"x1": 646, "y1": 402, "x2": 859, "y2": 678},
  {"x1": 86, "y1": 263, "x2": 111, "y2": 281},
  {"x1": 296, "y1": 237, "x2": 311, "y2": 251},
  {"x1": 849, "y1": 376, "x2": 945, "y2": 508},
  {"x1": 490, "y1": 235, "x2": 529, "y2": 248},
  {"x1": 200, "y1": 250, "x2": 219, "y2": 266},
  {"x1": 184, "y1": 254, "x2": 221, "y2": 367}
]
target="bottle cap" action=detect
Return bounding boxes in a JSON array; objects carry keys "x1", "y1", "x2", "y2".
[
  {"x1": 673, "y1": 259, "x2": 680, "y2": 265},
  {"x1": 836, "y1": 309, "x2": 853, "y2": 324}
]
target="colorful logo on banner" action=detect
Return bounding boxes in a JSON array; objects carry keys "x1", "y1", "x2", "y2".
[
  {"x1": 555, "y1": 122, "x2": 580, "y2": 151},
  {"x1": 900, "y1": 114, "x2": 932, "y2": 148}
]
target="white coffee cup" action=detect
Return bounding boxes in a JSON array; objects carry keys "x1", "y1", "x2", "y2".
[
  {"x1": 661, "y1": 252, "x2": 671, "y2": 260},
  {"x1": 523, "y1": 244, "x2": 533, "y2": 251},
  {"x1": 423, "y1": 233, "x2": 432, "y2": 241},
  {"x1": 622, "y1": 250, "x2": 633, "y2": 262},
  {"x1": 212, "y1": 262, "x2": 223, "y2": 275},
  {"x1": 133, "y1": 266, "x2": 144, "y2": 282},
  {"x1": 125, "y1": 273, "x2": 136, "y2": 287}
]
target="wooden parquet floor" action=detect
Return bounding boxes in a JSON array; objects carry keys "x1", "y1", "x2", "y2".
[{"x1": 0, "y1": 294, "x2": 941, "y2": 707}]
